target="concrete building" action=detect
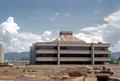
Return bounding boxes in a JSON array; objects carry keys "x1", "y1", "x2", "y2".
[
  {"x1": 30, "y1": 31, "x2": 111, "y2": 65},
  {"x1": 0, "y1": 43, "x2": 4, "y2": 63}
]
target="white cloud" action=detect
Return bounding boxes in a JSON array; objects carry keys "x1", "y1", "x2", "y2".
[
  {"x1": 0, "y1": 17, "x2": 20, "y2": 34},
  {"x1": 55, "y1": 12, "x2": 60, "y2": 16},
  {"x1": 104, "y1": 11, "x2": 120, "y2": 28},
  {"x1": 0, "y1": 17, "x2": 52, "y2": 52},
  {"x1": 74, "y1": 10, "x2": 120, "y2": 52},
  {"x1": 49, "y1": 12, "x2": 71, "y2": 21},
  {"x1": 41, "y1": 31, "x2": 52, "y2": 41},
  {"x1": 74, "y1": 33, "x2": 103, "y2": 43},
  {"x1": 1, "y1": 10, "x2": 120, "y2": 52},
  {"x1": 49, "y1": 12, "x2": 60, "y2": 21},
  {"x1": 64, "y1": 13, "x2": 71, "y2": 16}
]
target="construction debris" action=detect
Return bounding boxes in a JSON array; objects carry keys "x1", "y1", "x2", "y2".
[
  {"x1": 0, "y1": 65, "x2": 119, "y2": 81},
  {"x1": 65, "y1": 67, "x2": 88, "y2": 77}
]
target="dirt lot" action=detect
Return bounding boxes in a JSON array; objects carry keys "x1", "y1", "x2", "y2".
[
  {"x1": 0, "y1": 66, "x2": 59, "y2": 81},
  {"x1": 0, "y1": 64, "x2": 119, "y2": 81}
]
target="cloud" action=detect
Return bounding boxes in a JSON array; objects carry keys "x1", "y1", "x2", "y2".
[
  {"x1": 74, "y1": 10, "x2": 120, "y2": 52},
  {"x1": 41, "y1": 31, "x2": 52, "y2": 41},
  {"x1": 1, "y1": 10, "x2": 120, "y2": 52},
  {"x1": 104, "y1": 11, "x2": 120, "y2": 28},
  {"x1": 64, "y1": 13, "x2": 71, "y2": 16},
  {"x1": 49, "y1": 12, "x2": 60, "y2": 21},
  {"x1": 49, "y1": 12, "x2": 71, "y2": 21},
  {"x1": 55, "y1": 12, "x2": 60, "y2": 16},
  {"x1": 0, "y1": 17, "x2": 20, "y2": 34},
  {"x1": 74, "y1": 33, "x2": 103, "y2": 43},
  {"x1": 0, "y1": 17, "x2": 52, "y2": 52}
]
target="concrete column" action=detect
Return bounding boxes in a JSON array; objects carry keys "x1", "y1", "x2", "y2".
[
  {"x1": 91, "y1": 43, "x2": 95, "y2": 65},
  {"x1": 0, "y1": 43, "x2": 4, "y2": 63},
  {"x1": 30, "y1": 45, "x2": 36, "y2": 64},
  {"x1": 57, "y1": 42, "x2": 60, "y2": 65}
]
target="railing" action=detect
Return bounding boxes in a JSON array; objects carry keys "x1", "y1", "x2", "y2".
[
  {"x1": 35, "y1": 42, "x2": 57, "y2": 46},
  {"x1": 94, "y1": 44, "x2": 111, "y2": 47},
  {"x1": 35, "y1": 50, "x2": 111, "y2": 54},
  {"x1": 94, "y1": 57, "x2": 111, "y2": 61},
  {"x1": 94, "y1": 51, "x2": 111, "y2": 54},
  {"x1": 60, "y1": 57, "x2": 91, "y2": 61},
  {"x1": 35, "y1": 50, "x2": 57, "y2": 54},
  {"x1": 34, "y1": 42, "x2": 110, "y2": 47},
  {"x1": 36, "y1": 57, "x2": 57, "y2": 61},
  {"x1": 60, "y1": 43, "x2": 91, "y2": 47},
  {"x1": 60, "y1": 50, "x2": 91, "y2": 54}
]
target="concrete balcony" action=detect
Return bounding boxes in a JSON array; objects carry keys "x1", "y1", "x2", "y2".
[
  {"x1": 35, "y1": 42, "x2": 57, "y2": 46},
  {"x1": 94, "y1": 51, "x2": 111, "y2": 54},
  {"x1": 35, "y1": 50, "x2": 57, "y2": 54},
  {"x1": 60, "y1": 50, "x2": 91, "y2": 54},
  {"x1": 60, "y1": 57, "x2": 91, "y2": 61},
  {"x1": 36, "y1": 57, "x2": 57, "y2": 61},
  {"x1": 94, "y1": 57, "x2": 111, "y2": 61},
  {"x1": 60, "y1": 43, "x2": 91, "y2": 47},
  {"x1": 94, "y1": 44, "x2": 111, "y2": 47}
]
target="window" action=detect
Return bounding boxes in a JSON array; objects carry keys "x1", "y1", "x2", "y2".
[
  {"x1": 94, "y1": 54, "x2": 110, "y2": 57},
  {"x1": 60, "y1": 46, "x2": 91, "y2": 50},
  {"x1": 60, "y1": 54, "x2": 91, "y2": 57},
  {"x1": 36, "y1": 54, "x2": 57, "y2": 57},
  {"x1": 94, "y1": 47, "x2": 108, "y2": 50},
  {"x1": 35, "y1": 46, "x2": 57, "y2": 50}
]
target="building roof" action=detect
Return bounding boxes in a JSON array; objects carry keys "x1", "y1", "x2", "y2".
[{"x1": 53, "y1": 31, "x2": 86, "y2": 43}]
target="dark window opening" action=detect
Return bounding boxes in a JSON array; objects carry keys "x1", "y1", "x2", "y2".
[
  {"x1": 35, "y1": 46, "x2": 57, "y2": 50},
  {"x1": 36, "y1": 61, "x2": 57, "y2": 65},
  {"x1": 60, "y1": 61, "x2": 91, "y2": 65},
  {"x1": 95, "y1": 61, "x2": 104, "y2": 64},
  {"x1": 60, "y1": 47, "x2": 91, "y2": 50},
  {"x1": 60, "y1": 54, "x2": 91, "y2": 57},
  {"x1": 94, "y1": 47, "x2": 108, "y2": 50},
  {"x1": 95, "y1": 54, "x2": 110, "y2": 57},
  {"x1": 36, "y1": 54, "x2": 57, "y2": 57}
]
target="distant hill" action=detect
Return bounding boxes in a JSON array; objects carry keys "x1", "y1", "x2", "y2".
[
  {"x1": 112, "y1": 52, "x2": 120, "y2": 57},
  {"x1": 5, "y1": 52, "x2": 29, "y2": 60}
]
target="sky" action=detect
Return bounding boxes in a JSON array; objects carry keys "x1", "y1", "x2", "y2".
[{"x1": 0, "y1": 0, "x2": 120, "y2": 52}]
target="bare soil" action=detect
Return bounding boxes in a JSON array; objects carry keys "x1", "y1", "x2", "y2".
[{"x1": 0, "y1": 64, "x2": 119, "y2": 81}]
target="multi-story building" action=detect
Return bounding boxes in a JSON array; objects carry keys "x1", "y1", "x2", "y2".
[{"x1": 30, "y1": 31, "x2": 111, "y2": 65}]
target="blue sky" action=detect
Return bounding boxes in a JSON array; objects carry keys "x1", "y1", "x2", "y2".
[
  {"x1": 0, "y1": 0, "x2": 120, "y2": 33},
  {"x1": 0, "y1": 0, "x2": 120, "y2": 52}
]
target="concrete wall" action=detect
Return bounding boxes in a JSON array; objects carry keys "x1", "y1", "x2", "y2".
[{"x1": 0, "y1": 43, "x2": 4, "y2": 63}]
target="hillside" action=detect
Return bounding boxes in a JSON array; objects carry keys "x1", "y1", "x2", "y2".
[
  {"x1": 5, "y1": 52, "x2": 29, "y2": 60},
  {"x1": 112, "y1": 52, "x2": 120, "y2": 57}
]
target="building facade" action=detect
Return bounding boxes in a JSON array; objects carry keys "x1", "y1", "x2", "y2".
[
  {"x1": 30, "y1": 31, "x2": 111, "y2": 65},
  {"x1": 0, "y1": 43, "x2": 4, "y2": 63}
]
